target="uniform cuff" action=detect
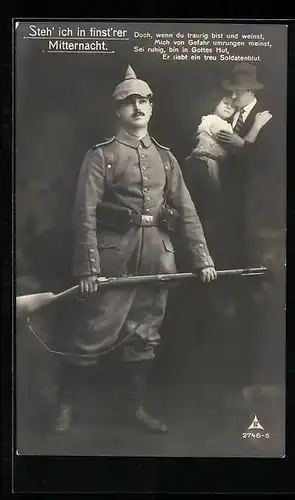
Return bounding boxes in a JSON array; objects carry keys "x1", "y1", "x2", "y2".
[
  {"x1": 73, "y1": 247, "x2": 101, "y2": 277},
  {"x1": 189, "y1": 242, "x2": 214, "y2": 269}
]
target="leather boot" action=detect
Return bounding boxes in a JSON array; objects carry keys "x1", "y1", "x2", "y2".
[
  {"x1": 120, "y1": 360, "x2": 168, "y2": 434},
  {"x1": 54, "y1": 362, "x2": 79, "y2": 433}
]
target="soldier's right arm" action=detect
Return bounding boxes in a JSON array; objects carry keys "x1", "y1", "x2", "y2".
[{"x1": 72, "y1": 147, "x2": 105, "y2": 278}]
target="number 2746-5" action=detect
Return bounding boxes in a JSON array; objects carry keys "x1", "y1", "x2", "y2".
[{"x1": 242, "y1": 432, "x2": 270, "y2": 439}]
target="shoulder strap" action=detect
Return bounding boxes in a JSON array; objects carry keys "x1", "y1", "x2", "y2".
[
  {"x1": 151, "y1": 137, "x2": 170, "y2": 151},
  {"x1": 91, "y1": 136, "x2": 115, "y2": 150},
  {"x1": 102, "y1": 147, "x2": 116, "y2": 193},
  {"x1": 151, "y1": 137, "x2": 172, "y2": 195},
  {"x1": 92, "y1": 137, "x2": 116, "y2": 193}
]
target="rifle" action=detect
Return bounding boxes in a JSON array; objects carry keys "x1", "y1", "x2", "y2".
[{"x1": 16, "y1": 267, "x2": 267, "y2": 320}]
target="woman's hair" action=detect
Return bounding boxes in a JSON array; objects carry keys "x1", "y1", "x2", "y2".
[{"x1": 204, "y1": 89, "x2": 233, "y2": 115}]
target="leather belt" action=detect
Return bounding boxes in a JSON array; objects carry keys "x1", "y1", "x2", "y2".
[{"x1": 129, "y1": 213, "x2": 160, "y2": 227}]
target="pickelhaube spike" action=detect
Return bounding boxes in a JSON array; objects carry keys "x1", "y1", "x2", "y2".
[{"x1": 125, "y1": 65, "x2": 137, "y2": 80}]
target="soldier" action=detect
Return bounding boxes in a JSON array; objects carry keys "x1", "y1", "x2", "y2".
[{"x1": 55, "y1": 65, "x2": 217, "y2": 434}]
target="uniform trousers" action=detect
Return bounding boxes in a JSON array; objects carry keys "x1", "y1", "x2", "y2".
[{"x1": 66, "y1": 225, "x2": 177, "y2": 367}]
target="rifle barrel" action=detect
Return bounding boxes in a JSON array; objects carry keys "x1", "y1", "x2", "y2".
[{"x1": 51, "y1": 267, "x2": 267, "y2": 302}]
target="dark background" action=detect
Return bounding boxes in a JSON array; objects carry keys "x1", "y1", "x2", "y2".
[{"x1": 14, "y1": 22, "x2": 286, "y2": 457}]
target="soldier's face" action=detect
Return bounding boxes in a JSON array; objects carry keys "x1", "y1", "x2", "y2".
[
  {"x1": 231, "y1": 89, "x2": 254, "y2": 108},
  {"x1": 116, "y1": 95, "x2": 153, "y2": 129}
]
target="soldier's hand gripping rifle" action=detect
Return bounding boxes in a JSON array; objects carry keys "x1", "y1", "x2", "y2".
[{"x1": 16, "y1": 267, "x2": 268, "y2": 320}]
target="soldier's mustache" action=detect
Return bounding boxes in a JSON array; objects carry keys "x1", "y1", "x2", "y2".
[{"x1": 132, "y1": 111, "x2": 145, "y2": 117}]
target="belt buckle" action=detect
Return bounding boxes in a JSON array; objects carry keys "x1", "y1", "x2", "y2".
[{"x1": 141, "y1": 214, "x2": 154, "y2": 226}]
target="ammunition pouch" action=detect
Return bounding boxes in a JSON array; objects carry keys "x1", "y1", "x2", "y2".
[
  {"x1": 96, "y1": 202, "x2": 133, "y2": 232},
  {"x1": 158, "y1": 206, "x2": 179, "y2": 233},
  {"x1": 96, "y1": 202, "x2": 179, "y2": 233}
]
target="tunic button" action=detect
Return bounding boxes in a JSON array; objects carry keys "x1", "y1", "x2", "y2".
[
  {"x1": 90, "y1": 258, "x2": 95, "y2": 263},
  {"x1": 143, "y1": 176, "x2": 148, "y2": 181},
  {"x1": 92, "y1": 267, "x2": 97, "y2": 272},
  {"x1": 90, "y1": 249, "x2": 94, "y2": 253},
  {"x1": 146, "y1": 196, "x2": 150, "y2": 201},
  {"x1": 141, "y1": 155, "x2": 145, "y2": 159},
  {"x1": 107, "y1": 164, "x2": 112, "y2": 169},
  {"x1": 145, "y1": 208, "x2": 150, "y2": 213},
  {"x1": 164, "y1": 165, "x2": 169, "y2": 170}
]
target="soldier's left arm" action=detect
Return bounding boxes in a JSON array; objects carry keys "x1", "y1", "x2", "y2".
[{"x1": 166, "y1": 151, "x2": 215, "y2": 272}]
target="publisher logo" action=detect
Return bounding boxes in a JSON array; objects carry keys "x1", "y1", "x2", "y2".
[{"x1": 248, "y1": 414, "x2": 264, "y2": 430}]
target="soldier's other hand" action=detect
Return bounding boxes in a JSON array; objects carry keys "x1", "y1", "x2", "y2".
[
  {"x1": 79, "y1": 275, "x2": 99, "y2": 298},
  {"x1": 254, "y1": 110, "x2": 272, "y2": 129},
  {"x1": 200, "y1": 266, "x2": 217, "y2": 283},
  {"x1": 216, "y1": 130, "x2": 244, "y2": 148},
  {"x1": 216, "y1": 130, "x2": 232, "y2": 143}
]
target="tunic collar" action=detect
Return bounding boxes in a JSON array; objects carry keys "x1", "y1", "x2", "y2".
[{"x1": 115, "y1": 128, "x2": 152, "y2": 148}]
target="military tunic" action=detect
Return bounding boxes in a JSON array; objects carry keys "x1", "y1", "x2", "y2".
[{"x1": 69, "y1": 128, "x2": 214, "y2": 365}]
